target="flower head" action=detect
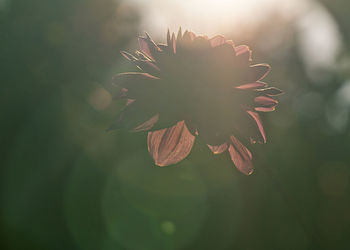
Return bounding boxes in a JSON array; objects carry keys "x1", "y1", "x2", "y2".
[{"x1": 111, "y1": 28, "x2": 283, "y2": 175}]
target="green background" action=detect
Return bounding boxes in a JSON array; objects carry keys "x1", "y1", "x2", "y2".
[{"x1": 1, "y1": 0, "x2": 350, "y2": 249}]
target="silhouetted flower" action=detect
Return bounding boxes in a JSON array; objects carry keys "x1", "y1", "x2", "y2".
[{"x1": 111, "y1": 28, "x2": 282, "y2": 175}]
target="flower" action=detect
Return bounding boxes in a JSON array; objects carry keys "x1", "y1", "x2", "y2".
[{"x1": 110, "y1": 28, "x2": 282, "y2": 175}]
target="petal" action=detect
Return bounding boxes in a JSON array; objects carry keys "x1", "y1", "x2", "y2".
[
  {"x1": 209, "y1": 35, "x2": 226, "y2": 47},
  {"x1": 228, "y1": 136, "x2": 254, "y2": 175},
  {"x1": 208, "y1": 143, "x2": 228, "y2": 154},
  {"x1": 147, "y1": 121, "x2": 195, "y2": 166},
  {"x1": 177, "y1": 27, "x2": 183, "y2": 41},
  {"x1": 248, "y1": 64, "x2": 271, "y2": 81},
  {"x1": 132, "y1": 114, "x2": 159, "y2": 132},
  {"x1": 138, "y1": 33, "x2": 160, "y2": 60},
  {"x1": 234, "y1": 45, "x2": 250, "y2": 56},
  {"x1": 120, "y1": 51, "x2": 138, "y2": 61},
  {"x1": 254, "y1": 95, "x2": 278, "y2": 112},
  {"x1": 235, "y1": 45, "x2": 252, "y2": 62},
  {"x1": 234, "y1": 109, "x2": 266, "y2": 144},
  {"x1": 138, "y1": 37, "x2": 153, "y2": 60},
  {"x1": 254, "y1": 96, "x2": 278, "y2": 107},
  {"x1": 255, "y1": 106, "x2": 276, "y2": 112},
  {"x1": 135, "y1": 51, "x2": 150, "y2": 61},
  {"x1": 133, "y1": 60, "x2": 160, "y2": 76},
  {"x1": 113, "y1": 87, "x2": 128, "y2": 100},
  {"x1": 256, "y1": 87, "x2": 283, "y2": 96},
  {"x1": 113, "y1": 72, "x2": 159, "y2": 83},
  {"x1": 171, "y1": 32, "x2": 176, "y2": 54},
  {"x1": 235, "y1": 81, "x2": 267, "y2": 90},
  {"x1": 126, "y1": 99, "x2": 135, "y2": 106},
  {"x1": 157, "y1": 43, "x2": 168, "y2": 51},
  {"x1": 167, "y1": 29, "x2": 171, "y2": 47},
  {"x1": 187, "y1": 31, "x2": 196, "y2": 40},
  {"x1": 121, "y1": 50, "x2": 161, "y2": 76},
  {"x1": 246, "y1": 111, "x2": 266, "y2": 143},
  {"x1": 182, "y1": 30, "x2": 196, "y2": 44},
  {"x1": 226, "y1": 40, "x2": 235, "y2": 47}
]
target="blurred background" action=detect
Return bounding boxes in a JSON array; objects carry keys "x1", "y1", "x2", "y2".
[{"x1": 1, "y1": 0, "x2": 350, "y2": 249}]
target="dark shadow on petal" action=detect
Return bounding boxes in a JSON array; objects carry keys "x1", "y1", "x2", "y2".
[{"x1": 256, "y1": 87, "x2": 284, "y2": 96}]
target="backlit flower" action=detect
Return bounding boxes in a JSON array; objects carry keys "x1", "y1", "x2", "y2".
[{"x1": 111, "y1": 28, "x2": 282, "y2": 175}]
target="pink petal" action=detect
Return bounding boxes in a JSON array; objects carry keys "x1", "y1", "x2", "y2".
[
  {"x1": 135, "y1": 51, "x2": 150, "y2": 61},
  {"x1": 120, "y1": 51, "x2": 137, "y2": 61},
  {"x1": 235, "y1": 45, "x2": 252, "y2": 62},
  {"x1": 182, "y1": 31, "x2": 196, "y2": 43},
  {"x1": 235, "y1": 81, "x2": 267, "y2": 90},
  {"x1": 249, "y1": 64, "x2": 271, "y2": 81},
  {"x1": 255, "y1": 107, "x2": 276, "y2": 112},
  {"x1": 254, "y1": 96, "x2": 278, "y2": 107},
  {"x1": 188, "y1": 31, "x2": 196, "y2": 40},
  {"x1": 113, "y1": 72, "x2": 159, "y2": 87},
  {"x1": 132, "y1": 114, "x2": 159, "y2": 132},
  {"x1": 138, "y1": 37, "x2": 154, "y2": 60},
  {"x1": 157, "y1": 43, "x2": 168, "y2": 51},
  {"x1": 235, "y1": 45, "x2": 249, "y2": 55},
  {"x1": 134, "y1": 60, "x2": 160, "y2": 74},
  {"x1": 147, "y1": 121, "x2": 195, "y2": 166},
  {"x1": 228, "y1": 136, "x2": 253, "y2": 175},
  {"x1": 254, "y1": 95, "x2": 278, "y2": 112},
  {"x1": 208, "y1": 143, "x2": 228, "y2": 154},
  {"x1": 126, "y1": 99, "x2": 135, "y2": 106},
  {"x1": 138, "y1": 33, "x2": 160, "y2": 61},
  {"x1": 226, "y1": 40, "x2": 235, "y2": 47},
  {"x1": 246, "y1": 111, "x2": 266, "y2": 143},
  {"x1": 209, "y1": 35, "x2": 226, "y2": 47}
]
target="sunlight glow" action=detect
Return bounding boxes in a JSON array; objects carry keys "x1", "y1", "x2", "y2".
[{"x1": 130, "y1": 0, "x2": 306, "y2": 37}]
